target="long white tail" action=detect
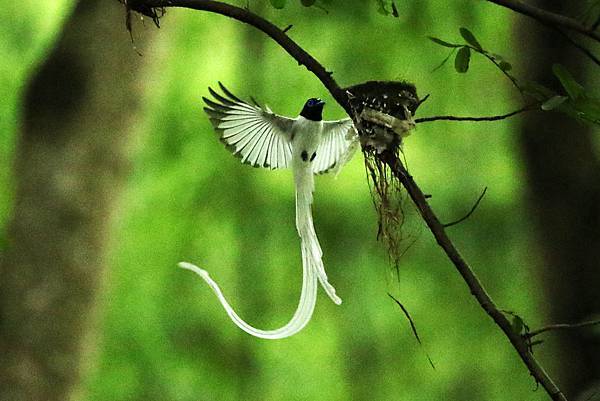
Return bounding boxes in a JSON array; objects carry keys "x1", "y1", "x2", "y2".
[
  {"x1": 294, "y1": 165, "x2": 342, "y2": 305},
  {"x1": 178, "y1": 166, "x2": 341, "y2": 340},
  {"x1": 178, "y1": 259, "x2": 317, "y2": 339}
]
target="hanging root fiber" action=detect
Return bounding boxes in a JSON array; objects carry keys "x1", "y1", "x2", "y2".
[
  {"x1": 120, "y1": 0, "x2": 165, "y2": 32},
  {"x1": 345, "y1": 81, "x2": 421, "y2": 269}
]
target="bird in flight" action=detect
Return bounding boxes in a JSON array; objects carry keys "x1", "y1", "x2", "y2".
[{"x1": 179, "y1": 82, "x2": 358, "y2": 339}]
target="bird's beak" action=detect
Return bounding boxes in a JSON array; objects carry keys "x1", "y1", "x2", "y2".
[{"x1": 317, "y1": 99, "x2": 325, "y2": 106}]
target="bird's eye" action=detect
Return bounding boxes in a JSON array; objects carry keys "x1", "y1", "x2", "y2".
[{"x1": 308, "y1": 99, "x2": 316, "y2": 106}]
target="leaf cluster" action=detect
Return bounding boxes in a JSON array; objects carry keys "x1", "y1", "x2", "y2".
[
  {"x1": 529, "y1": 65, "x2": 600, "y2": 125},
  {"x1": 428, "y1": 28, "x2": 512, "y2": 75},
  {"x1": 429, "y1": 28, "x2": 600, "y2": 126}
]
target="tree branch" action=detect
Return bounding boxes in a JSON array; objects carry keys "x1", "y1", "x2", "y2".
[
  {"x1": 415, "y1": 106, "x2": 530, "y2": 123},
  {"x1": 140, "y1": 0, "x2": 349, "y2": 109},
  {"x1": 379, "y1": 152, "x2": 567, "y2": 401},
  {"x1": 484, "y1": 0, "x2": 600, "y2": 42},
  {"x1": 443, "y1": 187, "x2": 488, "y2": 228},
  {"x1": 132, "y1": 1, "x2": 567, "y2": 399},
  {"x1": 525, "y1": 319, "x2": 600, "y2": 339}
]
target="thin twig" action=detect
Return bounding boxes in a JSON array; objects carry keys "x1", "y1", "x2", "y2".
[
  {"x1": 486, "y1": 2, "x2": 600, "y2": 68},
  {"x1": 431, "y1": 48, "x2": 457, "y2": 72},
  {"x1": 388, "y1": 293, "x2": 436, "y2": 370},
  {"x1": 415, "y1": 106, "x2": 530, "y2": 123},
  {"x1": 479, "y1": 50, "x2": 523, "y2": 91},
  {"x1": 444, "y1": 187, "x2": 488, "y2": 228},
  {"x1": 132, "y1": 2, "x2": 568, "y2": 400},
  {"x1": 525, "y1": 319, "x2": 600, "y2": 338},
  {"x1": 484, "y1": 0, "x2": 600, "y2": 42}
]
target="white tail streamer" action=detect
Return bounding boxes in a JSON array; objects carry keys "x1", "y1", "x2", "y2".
[
  {"x1": 179, "y1": 159, "x2": 342, "y2": 339},
  {"x1": 178, "y1": 258, "x2": 317, "y2": 339},
  {"x1": 294, "y1": 164, "x2": 342, "y2": 306}
]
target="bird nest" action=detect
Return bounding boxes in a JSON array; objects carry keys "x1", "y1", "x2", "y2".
[
  {"x1": 345, "y1": 80, "x2": 420, "y2": 153},
  {"x1": 345, "y1": 80, "x2": 422, "y2": 270}
]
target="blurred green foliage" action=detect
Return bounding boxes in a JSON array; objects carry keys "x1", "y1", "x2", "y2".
[
  {"x1": 429, "y1": 28, "x2": 600, "y2": 125},
  {"x1": 1, "y1": 1, "x2": 562, "y2": 400}
]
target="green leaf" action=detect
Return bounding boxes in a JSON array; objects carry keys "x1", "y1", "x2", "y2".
[
  {"x1": 522, "y1": 80, "x2": 556, "y2": 101},
  {"x1": 454, "y1": 46, "x2": 471, "y2": 73},
  {"x1": 270, "y1": 0, "x2": 286, "y2": 9},
  {"x1": 541, "y1": 95, "x2": 568, "y2": 111},
  {"x1": 552, "y1": 64, "x2": 585, "y2": 100},
  {"x1": 428, "y1": 36, "x2": 461, "y2": 48},
  {"x1": 498, "y1": 61, "x2": 512, "y2": 71},
  {"x1": 301, "y1": 0, "x2": 316, "y2": 5},
  {"x1": 459, "y1": 27, "x2": 483, "y2": 50}
]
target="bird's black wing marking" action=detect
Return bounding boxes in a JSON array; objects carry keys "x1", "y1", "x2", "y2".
[{"x1": 203, "y1": 83, "x2": 295, "y2": 169}]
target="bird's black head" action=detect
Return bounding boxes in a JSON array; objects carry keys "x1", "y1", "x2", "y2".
[{"x1": 300, "y1": 98, "x2": 325, "y2": 121}]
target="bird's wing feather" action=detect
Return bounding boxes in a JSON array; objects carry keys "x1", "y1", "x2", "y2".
[
  {"x1": 203, "y1": 82, "x2": 294, "y2": 169},
  {"x1": 312, "y1": 118, "x2": 359, "y2": 174}
]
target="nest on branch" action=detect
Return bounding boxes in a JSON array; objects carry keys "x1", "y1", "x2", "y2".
[
  {"x1": 344, "y1": 80, "x2": 422, "y2": 270},
  {"x1": 345, "y1": 80, "x2": 420, "y2": 153}
]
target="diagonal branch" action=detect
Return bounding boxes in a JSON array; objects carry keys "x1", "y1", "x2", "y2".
[
  {"x1": 484, "y1": 0, "x2": 600, "y2": 42},
  {"x1": 379, "y1": 152, "x2": 567, "y2": 401},
  {"x1": 131, "y1": 1, "x2": 567, "y2": 400},
  {"x1": 140, "y1": 0, "x2": 349, "y2": 108}
]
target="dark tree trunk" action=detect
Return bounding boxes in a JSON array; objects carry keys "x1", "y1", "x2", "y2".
[
  {"x1": 517, "y1": 1, "x2": 600, "y2": 397},
  {"x1": 0, "y1": 1, "x2": 152, "y2": 400}
]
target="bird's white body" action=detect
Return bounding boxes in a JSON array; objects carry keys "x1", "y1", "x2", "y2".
[
  {"x1": 180, "y1": 85, "x2": 356, "y2": 339},
  {"x1": 291, "y1": 116, "x2": 322, "y2": 162},
  {"x1": 292, "y1": 117, "x2": 341, "y2": 305}
]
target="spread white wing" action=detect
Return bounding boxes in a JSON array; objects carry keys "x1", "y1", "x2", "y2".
[
  {"x1": 312, "y1": 119, "x2": 359, "y2": 174},
  {"x1": 189, "y1": 84, "x2": 361, "y2": 339},
  {"x1": 203, "y1": 83, "x2": 295, "y2": 169}
]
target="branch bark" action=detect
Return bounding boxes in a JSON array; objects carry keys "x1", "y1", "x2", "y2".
[
  {"x1": 133, "y1": 1, "x2": 568, "y2": 399},
  {"x1": 484, "y1": 0, "x2": 600, "y2": 42},
  {"x1": 526, "y1": 319, "x2": 600, "y2": 339},
  {"x1": 379, "y1": 152, "x2": 567, "y2": 401},
  {"x1": 141, "y1": 0, "x2": 349, "y2": 109},
  {"x1": 414, "y1": 106, "x2": 530, "y2": 123}
]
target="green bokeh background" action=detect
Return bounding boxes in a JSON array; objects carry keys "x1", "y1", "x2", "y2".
[{"x1": 1, "y1": 1, "x2": 559, "y2": 400}]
